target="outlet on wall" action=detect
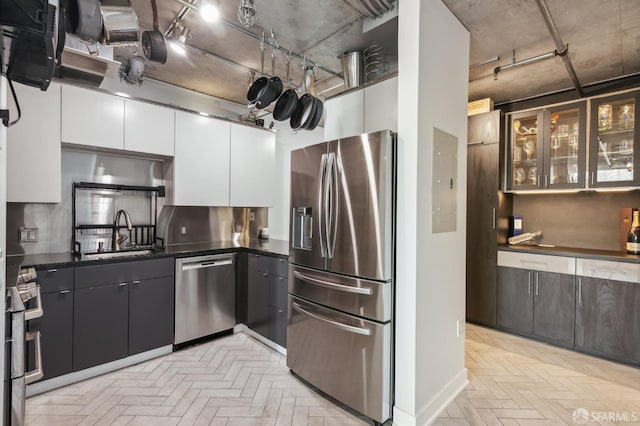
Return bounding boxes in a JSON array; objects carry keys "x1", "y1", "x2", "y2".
[{"x1": 249, "y1": 211, "x2": 255, "y2": 221}]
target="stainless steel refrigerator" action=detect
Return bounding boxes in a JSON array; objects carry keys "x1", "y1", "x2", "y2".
[{"x1": 287, "y1": 129, "x2": 395, "y2": 424}]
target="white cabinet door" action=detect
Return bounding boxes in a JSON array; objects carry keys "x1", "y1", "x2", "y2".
[
  {"x1": 7, "y1": 82, "x2": 61, "y2": 202},
  {"x1": 61, "y1": 85, "x2": 124, "y2": 150},
  {"x1": 173, "y1": 111, "x2": 230, "y2": 206},
  {"x1": 323, "y1": 89, "x2": 365, "y2": 141},
  {"x1": 229, "y1": 124, "x2": 276, "y2": 207},
  {"x1": 364, "y1": 76, "x2": 398, "y2": 133},
  {"x1": 124, "y1": 100, "x2": 175, "y2": 156}
]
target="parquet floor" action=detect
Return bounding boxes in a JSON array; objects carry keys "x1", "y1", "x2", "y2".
[
  {"x1": 27, "y1": 324, "x2": 640, "y2": 425},
  {"x1": 435, "y1": 324, "x2": 640, "y2": 425}
]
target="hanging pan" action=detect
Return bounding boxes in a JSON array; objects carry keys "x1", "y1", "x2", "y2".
[
  {"x1": 273, "y1": 53, "x2": 298, "y2": 121},
  {"x1": 305, "y1": 69, "x2": 324, "y2": 131},
  {"x1": 142, "y1": 0, "x2": 167, "y2": 64}
]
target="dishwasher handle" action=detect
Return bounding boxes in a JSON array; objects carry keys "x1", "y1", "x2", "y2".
[{"x1": 180, "y1": 257, "x2": 234, "y2": 271}]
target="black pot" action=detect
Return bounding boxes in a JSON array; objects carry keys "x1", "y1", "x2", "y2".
[
  {"x1": 290, "y1": 94, "x2": 316, "y2": 130},
  {"x1": 256, "y1": 76, "x2": 283, "y2": 109},
  {"x1": 273, "y1": 89, "x2": 298, "y2": 121},
  {"x1": 305, "y1": 97, "x2": 324, "y2": 131},
  {"x1": 247, "y1": 76, "x2": 269, "y2": 104}
]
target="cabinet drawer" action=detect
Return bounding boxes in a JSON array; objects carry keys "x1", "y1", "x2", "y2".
[
  {"x1": 498, "y1": 251, "x2": 575, "y2": 275},
  {"x1": 248, "y1": 253, "x2": 269, "y2": 273},
  {"x1": 576, "y1": 259, "x2": 640, "y2": 284},
  {"x1": 36, "y1": 267, "x2": 73, "y2": 293},
  {"x1": 270, "y1": 256, "x2": 288, "y2": 278},
  {"x1": 75, "y1": 258, "x2": 174, "y2": 289},
  {"x1": 269, "y1": 274, "x2": 287, "y2": 310}
]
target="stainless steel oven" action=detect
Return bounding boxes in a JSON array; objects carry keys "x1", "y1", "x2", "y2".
[{"x1": 4, "y1": 268, "x2": 44, "y2": 425}]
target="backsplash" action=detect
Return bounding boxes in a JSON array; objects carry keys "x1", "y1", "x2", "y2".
[{"x1": 512, "y1": 191, "x2": 640, "y2": 251}]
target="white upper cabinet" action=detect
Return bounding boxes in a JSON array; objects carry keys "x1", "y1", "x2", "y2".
[
  {"x1": 7, "y1": 82, "x2": 62, "y2": 203},
  {"x1": 171, "y1": 111, "x2": 230, "y2": 206},
  {"x1": 364, "y1": 76, "x2": 398, "y2": 133},
  {"x1": 324, "y1": 89, "x2": 365, "y2": 141},
  {"x1": 61, "y1": 85, "x2": 125, "y2": 150},
  {"x1": 229, "y1": 124, "x2": 276, "y2": 207},
  {"x1": 323, "y1": 76, "x2": 398, "y2": 141},
  {"x1": 124, "y1": 100, "x2": 175, "y2": 156}
]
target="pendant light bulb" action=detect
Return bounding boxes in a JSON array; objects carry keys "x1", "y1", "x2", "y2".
[{"x1": 200, "y1": 3, "x2": 220, "y2": 23}]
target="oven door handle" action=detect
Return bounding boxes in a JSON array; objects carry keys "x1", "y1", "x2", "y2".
[
  {"x1": 25, "y1": 331, "x2": 44, "y2": 384},
  {"x1": 24, "y1": 285, "x2": 43, "y2": 321},
  {"x1": 292, "y1": 302, "x2": 371, "y2": 336},
  {"x1": 293, "y1": 271, "x2": 373, "y2": 295}
]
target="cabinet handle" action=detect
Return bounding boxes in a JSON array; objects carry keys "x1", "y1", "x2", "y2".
[
  {"x1": 118, "y1": 282, "x2": 127, "y2": 287},
  {"x1": 468, "y1": 140, "x2": 484, "y2": 146},
  {"x1": 60, "y1": 289, "x2": 70, "y2": 294},
  {"x1": 528, "y1": 271, "x2": 532, "y2": 294},
  {"x1": 132, "y1": 280, "x2": 141, "y2": 285},
  {"x1": 544, "y1": 175, "x2": 548, "y2": 188},
  {"x1": 47, "y1": 269, "x2": 57, "y2": 273},
  {"x1": 538, "y1": 175, "x2": 542, "y2": 188},
  {"x1": 492, "y1": 208, "x2": 496, "y2": 230},
  {"x1": 263, "y1": 273, "x2": 268, "y2": 277},
  {"x1": 578, "y1": 278, "x2": 582, "y2": 306},
  {"x1": 535, "y1": 273, "x2": 539, "y2": 296},
  {"x1": 591, "y1": 172, "x2": 595, "y2": 186}
]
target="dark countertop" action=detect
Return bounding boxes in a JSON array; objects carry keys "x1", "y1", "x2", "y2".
[
  {"x1": 499, "y1": 244, "x2": 640, "y2": 263},
  {"x1": 5, "y1": 239, "x2": 289, "y2": 287}
]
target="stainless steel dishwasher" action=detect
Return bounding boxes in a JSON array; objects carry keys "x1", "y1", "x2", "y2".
[{"x1": 175, "y1": 253, "x2": 236, "y2": 345}]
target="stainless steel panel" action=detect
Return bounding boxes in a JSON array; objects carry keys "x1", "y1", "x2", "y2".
[
  {"x1": 11, "y1": 376, "x2": 25, "y2": 426},
  {"x1": 287, "y1": 295, "x2": 391, "y2": 423},
  {"x1": 326, "y1": 130, "x2": 395, "y2": 281},
  {"x1": 289, "y1": 265, "x2": 391, "y2": 322},
  {"x1": 289, "y1": 142, "x2": 328, "y2": 270},
  {"x1": 174, "y1": 254, "x2": 236, "y2": 344}
]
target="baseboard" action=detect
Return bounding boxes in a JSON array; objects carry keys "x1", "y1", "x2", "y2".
[
  {"x1": 240, "y1": 324, "x2": 287, "y2": 356},
  {"x1": 26, "y1": 345, "x2": 173, "y2": 397},
  {"x1": 393, "y1": 405, "x2": 418, "y2": 426},
  {"x1": 418, "y1": 368, "x2": 468, "y2": 425}
]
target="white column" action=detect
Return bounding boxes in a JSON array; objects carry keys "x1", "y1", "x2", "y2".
[
  {"x1": 394, "y1": 1, "x2": 470, "y2": 425},
  {"x1": 0, "y1": 75, "x2": 8, "y2": 418}
]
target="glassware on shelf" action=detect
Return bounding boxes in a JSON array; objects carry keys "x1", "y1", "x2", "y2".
[
  {"x1": 523, "y1": 138, "x2": 535, "y2": 160},
  {"x1": 572, "y1": 121, "x2": 579, "y2": 136},
  {"x1": 528, "y1": 167, "x2": 537, "y2": 185},
  {"x1": 514, "y1": 167, "x2": 524, "y2": 184},
  {"x1": 598, "y1": 104, "x2": 613, "y2": 130},
  {"x1": 619, "y1": 104, "x2": 635, "y2": 130},
  {"x1": 568, "y1": 134, "x2": 578, "y2": 156},
  {"x1": 513, "y1": 145, "x2": 522, "y2": 162},
  {"x1": 557, "y1": 123, "x2": 569, "y2": 138}
]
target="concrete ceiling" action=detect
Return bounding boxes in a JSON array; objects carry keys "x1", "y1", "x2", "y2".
[{"x1": 115, "y1": 0, "x2": 640, "y2": 107}]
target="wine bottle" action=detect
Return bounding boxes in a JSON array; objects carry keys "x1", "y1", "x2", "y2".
[{"x1": 626, "y1": 209, "x2": 640, "y2": 254}]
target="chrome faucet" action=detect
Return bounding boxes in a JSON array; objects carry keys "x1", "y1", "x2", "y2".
[{"x1": 113, "y1": 209, "x2": 133, "y2": 251}]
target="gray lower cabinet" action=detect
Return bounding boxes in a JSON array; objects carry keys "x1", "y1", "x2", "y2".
[
  {"x1": 246, "y1": 253, "x2": 288, "y2": 348},
  {"x1": 73, "y1": 283, "x2": 129, "y2": 371},
  {"x1": 129, "y1": 276, "x2": 175, "y2": 355},
  {"x1": 575, "y1": 276, "x2": 640, "y2": 364},
  {"x1": 497, "y1": 266, "x2": 575, "y2": 346},
  {"x1": 27, "y1": 268, "x2": 74, "y2": 381}
]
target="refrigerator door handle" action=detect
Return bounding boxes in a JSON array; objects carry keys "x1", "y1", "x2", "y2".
[
  {"x1": 318, "y1": 154, "x2": 328, "y2": 257},
  {"x1": 293, "y1": 270, "x2": 374, "y2": 295},
  {"x1": 292, "y1": 301, "x2": 372, "y2": 336},
  {"x1": 326, "y1": 152, "x2": 339, "y2": 259}
]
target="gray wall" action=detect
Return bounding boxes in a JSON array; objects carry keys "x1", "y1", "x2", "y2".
[{"x1": 512, "y1": 191, "x2": 640, "y2": 251}]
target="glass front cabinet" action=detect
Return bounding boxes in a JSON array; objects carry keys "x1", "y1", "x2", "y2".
[
  {"x1": 508, "y1": 102, "x2": 587, "y2": 191},
  {"x1": 589, "y1": 91, "x2": 640, "y2": 188}
]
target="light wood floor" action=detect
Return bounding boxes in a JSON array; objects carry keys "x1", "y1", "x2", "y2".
[
  {"x1": 26, "y1": 324, "x2": 640, "y2": 425},
  {"x1": 435, "y1": 324, "x2": 640, "y2": 425}
]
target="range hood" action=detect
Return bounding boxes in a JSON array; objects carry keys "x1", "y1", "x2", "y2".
[{"x1": 55, "y1": 37, "x2": 121, "y2": 87}]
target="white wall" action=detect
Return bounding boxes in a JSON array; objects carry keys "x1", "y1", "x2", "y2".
[
  {"x1": 0, "y1": 76, "x2": 8, "y2": 417},
  {"x1": 263, "y1": 113, "x2": 324, "y2": 241},
  {"x1": 394, "y1": 1, "x2": 470, "y2": 425}
]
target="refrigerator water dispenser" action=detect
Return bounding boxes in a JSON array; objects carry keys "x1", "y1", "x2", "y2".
[{"x1": 292, "y1": 207, "x2": 313, "y2": 250}]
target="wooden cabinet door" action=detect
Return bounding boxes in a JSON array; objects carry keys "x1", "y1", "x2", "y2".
[
  {"x1": 229, "y1": 124, "x2": 276, "y2": 207},
  {"x1": 468, "y1": 110, "x2": 500, "y2": 145},
  {"x1": 61, "y1": 85, "x2": 124, "y2": 150},
  {"x1": 173, "y1": 111, "x2": 230, "y2": 206},
  {"x1": 533, "y1": 271, "x2": 575, "y2": 345},
  {"x1": 497, "y1": 266, "x2": 533, "y2": 334},
  {"x1": 7, "y1": 82, "x2": 61, "y2": 202},
  {"x1": 73, "y1": 283, "x2": 129, "y2": 371},
  {"x1": 129, "y1": 276, "x2": 175, "y2": 355},
  {"x1": 124, "y1": 100, "x2": 175, "y2": 156},
  {"x1": 466, "y1": 143, "x2": 499, "y2": 326},
  {"x1": 575, "y1": 277, "x2": 640, "y2": 363}
]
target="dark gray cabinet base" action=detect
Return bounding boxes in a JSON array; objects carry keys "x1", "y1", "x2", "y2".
[
  {"x1": 129, "y1": 277, "x2": 175, "y2": 355},
  {"x1": 497, "y1": 267, "x2": 533, "y2": 334}
]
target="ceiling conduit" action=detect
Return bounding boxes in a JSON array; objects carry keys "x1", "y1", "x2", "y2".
[{"x1": 534, "y1": 0, "x2": 585, "y2": 97}]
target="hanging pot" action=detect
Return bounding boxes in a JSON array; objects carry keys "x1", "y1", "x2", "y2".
[
  {"x1": 305, "y1": 97, "x2": 324, "y2": 131},
  {"x1": 290, "y1": 93, "x2": 316, "y2": 131},
  {"x1": 142, "y1": 0, "x2": 167, "y2": 64},
  {"x1": 256, "y1": 76, "x2": 282, "y2": 109},
  {"x1": 67, "y1": 0, "x2": 103, "y2": 43},
  {"x1": 273, "y1": 89, "x2": 298, "y2": 121}
]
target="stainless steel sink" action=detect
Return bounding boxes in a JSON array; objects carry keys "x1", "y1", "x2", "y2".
[{"x1": 82, "y1": 249, "x2": 154, "y2": 261}]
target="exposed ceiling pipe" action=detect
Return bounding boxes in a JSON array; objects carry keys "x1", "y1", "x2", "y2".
[
  {"x1": 470, "y1": 56, "x2": 500, "y2": 70},
  {"x1": 359, "y1": 0, "x2": 382, "y2": 18},
  {"x1": 534, "y1": 0, "x2": 585, "y2": 97},
  {"x1": 493, "y1": 49, "x2": 558, "y2": 79}
]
